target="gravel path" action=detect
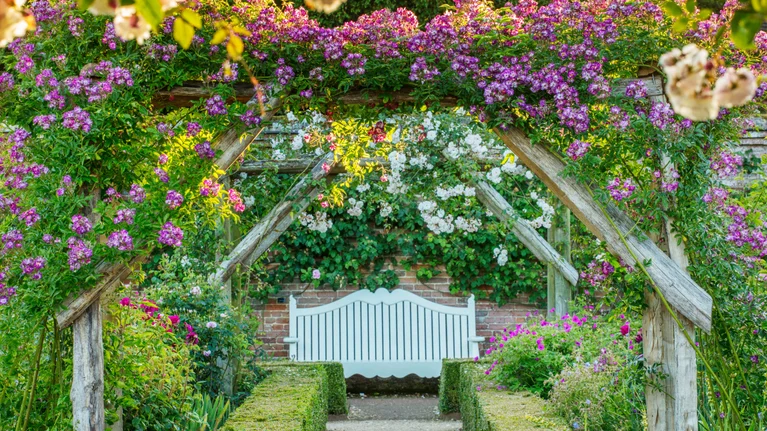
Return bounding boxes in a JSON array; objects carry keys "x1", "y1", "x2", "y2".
[{"x1": 326, "y1": 395, "x2": 462, "y2": 431}]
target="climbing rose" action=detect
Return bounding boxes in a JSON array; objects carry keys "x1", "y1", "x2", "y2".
[
  {"x1": 157, "y1": 221, "x2": 183, "y2": 247},
  {"x1": 71, "y1": 214, "x2": 92, "y2": 235},
  {"x1": 620, "y1": 322, "x2": 630, "y2": 336},
  {"x1": 312, "y1": 269, "x2": 321, "y2": 279}
]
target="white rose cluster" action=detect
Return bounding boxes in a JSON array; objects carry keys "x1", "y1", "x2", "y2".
[
  {"x1": 529, "y1": 197, "x2": 555, "y2": 229},
  {"x1": 493, "y1": 246, "x2": 509, "y2": 266},
  {"x1": 346, "y1": 197, "x2": 364, "y2": 217},
  {"x1": 435, "y1": 184, "x2": 476, "y2": 200},
  {"x1": 385, "y1": 150, "x2": 408, "y2": 195},
  {"x1": 379, "y1": 202, "x2": 393, "y2": 217},
  {"x1": 299, "y1": 212, "x2": 333, "y2": 233},
  {"x1": 660, "y1": 44, "x2": 756, "y2": 121}
]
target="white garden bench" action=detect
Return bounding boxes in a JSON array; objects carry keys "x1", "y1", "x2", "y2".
[{"x1": 283, "y1": 288, "x2": 484, "y2": 378}]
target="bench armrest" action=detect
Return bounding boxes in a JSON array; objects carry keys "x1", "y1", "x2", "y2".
[
  {"x1": 467, "y1": 336, "x2": 485, "y2": 343},
  {"x1": 284, "y1": 337, "x2": 299, "y2": 344}
]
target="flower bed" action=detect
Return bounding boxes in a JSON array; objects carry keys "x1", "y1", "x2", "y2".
[
  {"x1": 457, "y1": 362, "x2": 566, "y2": 431},
  {"x1": 222, "y1": 364, "x2": 329, "y2": 431}
]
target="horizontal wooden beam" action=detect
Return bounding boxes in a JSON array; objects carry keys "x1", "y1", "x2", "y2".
[
  {"x1": 211, "y1": 152, "x2": 336, "y2": 285},
  {"x1": 153, "y1": 83, "x2": 457, "y2": 108},
  {"x1": 474, "y1": 180, "x2": 579, "y2": 286},
  {"x1": 495, "y1": 127, "x2": 713, "y2": 331}
]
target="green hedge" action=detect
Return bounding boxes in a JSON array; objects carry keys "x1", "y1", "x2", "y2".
[
  {"x1": 457, "y1": 362, "x2": 567, "y2": 431},
  {"x1": 262, "y1": 361, "x2": 348, "y2": 415},
  {"x1": 222, "y1": 365, "x2": 328, "y2": 431},
  {"x1": 439, "y1": 358, "x2": 480, "y2": 414}
]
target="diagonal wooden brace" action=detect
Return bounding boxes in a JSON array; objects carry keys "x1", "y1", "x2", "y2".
[
  {"x1": 495, "y1": 127, "x2": 712, "y2": 332},
  {"x1": 210, "y1": 152, "x2": 336, "y2": 285}
]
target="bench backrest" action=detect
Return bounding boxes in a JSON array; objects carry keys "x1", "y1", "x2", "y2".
[{"x1": 285, "y1": 288, "x2": 482, "y2": 377}]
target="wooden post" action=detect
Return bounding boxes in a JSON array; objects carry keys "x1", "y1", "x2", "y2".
[
  {"x1": 643, "y1": 151, "x2": 698, "y2": 431},
  {"x1": 71, "y1": 302, "x2": 105, "y2": 431},
  {"x1": 547, "y1": 203, "x2": 571, "y2": 318}
]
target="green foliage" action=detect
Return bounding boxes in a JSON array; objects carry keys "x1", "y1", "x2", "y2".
[
  {"x1": 458, "y1": 362, "x2": 567, "y2": 431},
  {"x1": 104, "y1": 298, "x2": 196, "y2": 430},
  {"x1": 141, "y1": 250, "x2": 264, "y2": 404},
  {"x1": 439, "y1": 358, "x2": 478, "y2": 414},
  {"x1": 222, "y1": 365, "x2": 329, "y2": 431},
  {"x1": 263, "y1": 361, "x2": 348, "y2": 415},
  {"x1": 547, "y1": 351, "x2": 647, "y2": 431},
  {"x1": 490, "y1": 312, "x2": 638, "y2": 399},
  {"x1": 182, "y1": 394, "x2": 232, "y2": 431}
]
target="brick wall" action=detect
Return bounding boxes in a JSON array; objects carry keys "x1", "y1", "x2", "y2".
[{"x1": 253, "y1": 262, "x2": 544, "y2": 358}]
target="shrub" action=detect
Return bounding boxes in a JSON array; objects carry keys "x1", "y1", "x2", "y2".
[
  {"x1": 487, "y1": 311, "x2": 639, "y2": 398},
  {"x1": 458, "y1": 362, "x2": 567, "y2": 431},
  {"x1": 547, "y1": 350, "x2": 647, "y2": 431},
  {"x1": 222, "y1": 365, "x2": 328, "y2": 431},
  {"x1": 104, "y1": 297, "x2": 196, "y2": 430},
  {"x1": 141, "y1": 251, "x2": 263, "y2": 404},
  {"x1": 264, "y1": 361, "x2": 348, "y2": 415},
  {"x1": 439, "y1": 358, "x2": 478, "y2": 414}
]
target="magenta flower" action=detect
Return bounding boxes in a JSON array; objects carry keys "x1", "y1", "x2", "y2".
[
  {"x1": 620, "y1": 322, "x2": 630, "y2": 336},
  {"x1": 119, "y1": 297, "x2": 131, "y2": 306}
]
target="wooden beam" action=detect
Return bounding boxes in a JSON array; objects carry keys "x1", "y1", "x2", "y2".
[
  {"x1": 56, "y1": 258, "x2": 144, "y2": 329},
  {"x1": 239, "y1": 156, "x2": 385, "y2": 175},
  {"x1": 495, "y1": 127, "x2": 713, "y2": 332},
  {"x1": 211, "y1": 152, "x2": 336, "y2": 285},
  {"x1": 473, "y1": 180, "x2": 579, "y2": 286},
  {"x1": 214, "y1": 97, "x2": 281, "y2": 171},
  {"x1": 153, "y1": 84, "x2": 457, "y2": 108},
  {"x1": 547, "y1": 203, "x2": 572, "y2": 317},
  {"x1": 70, "y1": 302, "x2": 105, "y2": 431}
]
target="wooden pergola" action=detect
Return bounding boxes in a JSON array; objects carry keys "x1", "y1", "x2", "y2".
[{"x1": 57, "y1": 73, "x2": 740, "y2": 431}]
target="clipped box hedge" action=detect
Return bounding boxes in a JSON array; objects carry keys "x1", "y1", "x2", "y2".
[
  {"x1": 223, "y1": 364, "x2": 328, "y2": 431},
  {"x1": 439, "y1": 358, "x2": 481, "y2": 414},
  {"x1": 457, "y1": 362, "x2": 567, "y2": 431},
  {"x1": 262, "y1": 361, "x2": 348, "y2": 415}
]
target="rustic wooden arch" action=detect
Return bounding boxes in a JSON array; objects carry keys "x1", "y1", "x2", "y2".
[{"x1": 57, "y1": 74, "x2": 728, "y2": 431}]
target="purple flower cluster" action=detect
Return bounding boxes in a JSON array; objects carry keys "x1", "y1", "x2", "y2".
[
  {"x1": 580, "y1": 259, "x2": 615, "y2": 287},
  {"x1": 158, "y1": 222, "x2": 184, "y2": 247},
  {"x1": 114, "y1": 208, "x2": 136, "y2": 225},
  {"x1": 107, "y1": 230, "x2": 134, "y2": 251},
  {"x1": 18, "y1": 208, "x2": 40, "y2": 227},
  {"x1": 187, "y1": 122, "x2": 202, "y2": 137},
  {"x1": 2, "y1": 230, "x2": 23, "y2": 253},
  {"x1": 647, "y1": 102, "x2": 675, "y2": 130},
  {"x1": 275, "y1": 58, "x2": 295, "y2": 85},
  {"x1": 148, "y1": 44, "x2": 178, "y2": 62},
  {"x1": 194, "y1": 141, "x2": 216, "y2": 159},
  {"x1": 67, "y1": 237, "x2": 93, "y2": 271},
  {"x1": 566, "y1": 140, "x2": 590, "y2": 161},
  {"x1": 155, "y1": 168, "x2": 169, "y2": 183},
  {"x1": 166, "y1": 190, "x2": 184, "y2": 209},
  {"x1": 341, "y1": 53, "x2": 367, "y2": 75},
  {"x1": 0, "y1": 73, "x2": 14, "y2": 92},
  {"x1": 409, "y1": 57, "x2": 440, "y2": 83},
  {"x1": 157, "y1": 122, "x2": 175, "y2": 137},
  {"x1": 205, "y1": 95, "x2": 228, "y2": 116},
  {"x1": 20, "y1": 256, "x2": 46, "y2": 279},
  {"x1": 624, "y1": 81, "x2": 647, "y2": 99},
  {"x1": 606, "y1": 177, "x2": 636, "y2": 201},
  {"x1": 239, "y1": 110, "x2": 261, "y2": 127},
  {"x1": 71, "y1": 214, "x2": 92, "y2": 235},
  {"x1": 68, "y1": 16, "x2": 84, "y2": 37},
  {"x1": 129, "y1": 184, "x2": 146, "y2": 203},
  {"x1": 710, "y1": 150, "x2": 743, "y2": 178},
  {"x1": 210, "y1": 63, "x2": 239, "y2": 82},
  {"x1": 33, "y1": 114, "x2": 57, "y2": 130},
  {"x1": 62, "y1": 107, "x2": 92, "y2": 132}
]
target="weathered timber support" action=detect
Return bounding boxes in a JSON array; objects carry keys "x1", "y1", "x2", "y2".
[
  {"x1": 211, "y1": 152, "x2": 336, "y2": 285},
  {"x1": 547, "y1": 202, "x2": 572, "y2": 317},
  {"x1": 473, "y1": 180, "x2": 578, "y2": 286},
  {"x1": 71, "y1": 302, "x2": 105, "y2": 431},
  {"x1": 643, "y1": 151, "x2": 698, "y2": 431},
  {"x1": 213, "y1": 97, "x2": 280, "y2": 171},
  {"x1": 494, "y1": 127, "x2": 713, "y2": 331}
]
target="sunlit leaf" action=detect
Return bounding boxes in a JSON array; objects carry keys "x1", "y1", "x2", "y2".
[
  {"x1": 77, "y1": 0, "x2": 96, "y2": 10},
  {"x1": 210, "y1": 29, "x2": 228, "y2": 45},
  {"x1": 662, "y1": 1, "x2": 684, "y2": 17},
  {"x1": 698, "y1": 8, "x2": 712, "y2": 20},
  {"x1": 180, "y1": 8, "x2": 202, "y2": 28},
  {"x1": 731, "y1": 10, "x2": 763, "y2": 50},
  {"x1": 672, "y1": 16, "x2": 690, "y2": 32},
  {"x1": 685, "y1": 0, "x2": 696, "y2": 13},
  {"x1": 135, "y1": 0, "x2": 164, "y2": 28},
  {"x1": 227, "y1": 35, "x2": 244, "y2": 60},
  {"x1": 173, "y1": 17, "x2": 195, "y2": 49}
]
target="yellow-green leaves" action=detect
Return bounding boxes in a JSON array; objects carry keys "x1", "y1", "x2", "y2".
[
  {"x1": 173, "y1": 8, "x2": 202, "y2": 49},
  {"x1": 210, "y1": 20, "x2": 251, "y2": 60},
  {"x1": 135, "y1": 0, "x2": 163, "y2": 28},
  {"x1": 731, "y1": 10, "x2": 763, "y2": 50}
]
